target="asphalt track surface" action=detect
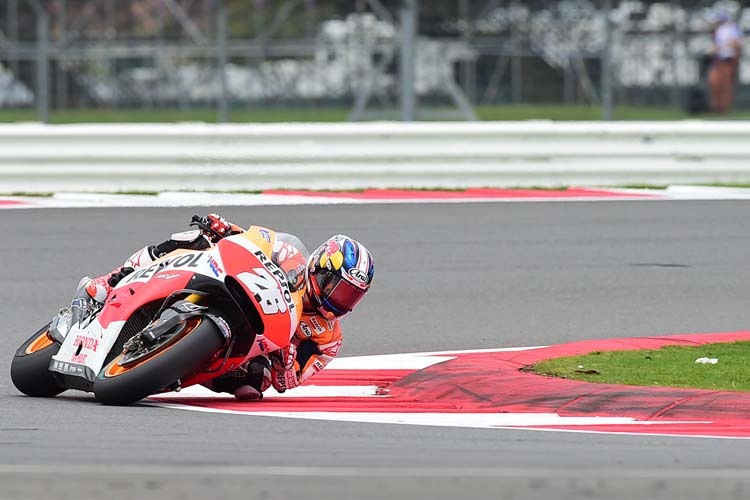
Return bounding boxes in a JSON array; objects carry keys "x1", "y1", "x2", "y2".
[{"x1": 3, "y1": 201, "x2": 750, "y2": 499}]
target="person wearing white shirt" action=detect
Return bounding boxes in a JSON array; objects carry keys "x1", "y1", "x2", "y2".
[{"x1": 708, "y1": 11, "x2": 743, "y2": 113}]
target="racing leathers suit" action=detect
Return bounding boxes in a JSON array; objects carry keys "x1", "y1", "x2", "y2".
[{"x1": 78, "y1": 217, "x2": 342, "y2": 400}]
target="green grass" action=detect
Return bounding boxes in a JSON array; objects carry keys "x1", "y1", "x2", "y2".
[
  {"x1": 111, "y1": 190, "x2": 160, "y2": 196},
  {"x1": 0, "y1": 107, "x2": 350, "y2": 124},
  {"x1": 4, "y1": 104, "x2": 750, "y2": 124},
  {"x1": 531, "y1": 341, "x2": 750, "y2": 392},
  {"x1": 616, "y1": 182, "x2": 750, "y2": 190},
  {"x1": 702, "y1": 182, "x2": 750, "y2": 189},
  {"x1": 0, "y1": 192, "x2": 54, "y2": 197},
  {"x1": 204, "y1": 189, "x2": 263, "y2": 194},
  {"x1": 476, "y1": 104, "x2": 750, "y2": 121}
]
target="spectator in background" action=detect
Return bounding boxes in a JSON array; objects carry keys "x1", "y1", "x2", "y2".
[{"x1": 708, "y1": 10, "x2": 743, "y2": 114}]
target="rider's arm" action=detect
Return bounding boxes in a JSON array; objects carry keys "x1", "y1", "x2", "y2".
[
  {"x1": 293, "y1": 317, "x2": 343, "y2": 383},
  {"x1": 118, "y1": 213, "x2": 243, "y2": 272},
  {"x1": 271, "y1": 315, "x2": 342, "y2": 392}
]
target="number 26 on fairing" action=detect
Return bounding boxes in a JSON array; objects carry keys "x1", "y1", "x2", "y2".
[{"x1": 237, "y1": 269, "x2": 288, "y2": 315}]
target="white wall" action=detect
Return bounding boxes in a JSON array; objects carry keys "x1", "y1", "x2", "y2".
[{"x1": 2, "y1": 121, "x2": 749, "y2": 192}]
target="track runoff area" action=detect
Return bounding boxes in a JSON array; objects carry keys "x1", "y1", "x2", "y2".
[
  {"x1": 6, "y1": 184, "x2": 750, "y2": 209},
  {"x1": 7, "y1": 185, "x2": 750, "y2": 440}
]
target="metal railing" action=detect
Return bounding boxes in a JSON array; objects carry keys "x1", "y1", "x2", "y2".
[{"x1": 0, "y1": 1, "x2": 743, "y2": 123}]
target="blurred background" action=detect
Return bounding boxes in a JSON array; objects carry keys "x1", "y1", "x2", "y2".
[{"x1": 0, "y1": 0, "x2": 748, "y2": 123}]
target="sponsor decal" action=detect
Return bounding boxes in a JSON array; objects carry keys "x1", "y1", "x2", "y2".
[
  {"x1": 71, "y1": 353, "x2": 88, "y2": 364},
  {"x1": 348, "y1": 267, "x2": 369, "y2": 285},
  {"x1": 310, "y1": 317, "x2": 326, "y2": 334},
  {"x1": 274, "y1": 373, "x2": 288, "y2": 392},
  {"x1": 124, "y1": 253, "x2": 203, "y2": 283},
  {"x1": 177, "y1": 302, "x2": 203, "y2": 313},
  {"x1": 171, "y1": 252, "x2": 203, "y2": 268},
  {"x1": 156, "y1": 273, "x2": 181, "y2": 280},
  {"x1": 208, "y1": 256, "x2": 223, "y2": 277},
  {"x1": 74, "y1": 335, "x2": 99, "y2": 352},
  {"x1": 211, "y1": 315, "x2": 232, "y2": 341},
  {"x1": 319, "y1": 241, "x2": 344, "y2": 271},
  {"x1": 275, "y1": 242, "x2": 299, "y2": 262},
  {"x1": 298, "y1": 321, "x2": 313, "y2": 338},
  {"x1": 256, "y1": 337, "x2": 270, "y2": 352},
  {"x1": 259, "y1": 229, "x2": 271, "y2": 243},
  {"x1": 124, "y1": 263, "x2": 159, "y2": 282},
  {"x1": 51, "y1": 360, "x2": 85, "y2": 375},
  {"x1": 326, "y1": 240, "x2": 341, "y2": 255},
  {"x1": 250, "y1": 250, "x2": 296, "y2": 314}
]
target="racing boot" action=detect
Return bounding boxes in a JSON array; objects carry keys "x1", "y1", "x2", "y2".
[
  {"x1": 70, "y1": 267, "x2": 134, "y2": 327},
  {"x1": 211, "y1": 356, "x2": 271, "y2": 401},
  {"x1": 68, "y1": 277, "x2": 99, "y2": 328},
  {"x1": 237, "y1": 356, "x2": 273, "y2": 401},
  {"x1": 80, "y1": 266, "x2": 135, "y2": 304}
]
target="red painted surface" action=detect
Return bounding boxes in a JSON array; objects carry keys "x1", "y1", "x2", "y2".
[
  {"x1": 0, "y1": 199, "x2": 32, "y2": 206},
  {"x1": 263, "y1": 188, "x2": 659, "y2": 201},
  {"x1": 163, "y1": 332, "x2": 750, "y2": 438},
  {"x1": 301, "y1": 369, "x2": 416, "y2": 387}
]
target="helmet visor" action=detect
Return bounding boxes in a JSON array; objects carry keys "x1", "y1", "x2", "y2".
[{"x1": 316, "y1": 271, "x2": 367, "y2": 316}]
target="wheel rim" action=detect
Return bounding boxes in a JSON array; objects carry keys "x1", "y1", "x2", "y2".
[
  {"x1": 101, "y1": 317, "x2": 203, "y2": 379},
  {"x1": 24, "y1": 330, "x2": 53, "y2": 355}
]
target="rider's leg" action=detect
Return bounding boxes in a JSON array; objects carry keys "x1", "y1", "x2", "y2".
[
  {"x1": 208, "y1": 356, "x2": 272, "y2": 401},
  {"x1": 80, "y1": 229, "x2": 211, "y2": 304},
  {"x1": 79, "y1": 245, "x2": 152, "y2": 303}
]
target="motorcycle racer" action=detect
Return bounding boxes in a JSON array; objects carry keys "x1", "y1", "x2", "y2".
[{"x1": 71, "y1": 214, "x2": 374, "y2": 401}]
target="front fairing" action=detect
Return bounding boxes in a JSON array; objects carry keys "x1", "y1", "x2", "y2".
[
  {"x1": 215, "y1": 228, "x2": 302, "y2": 351},
  {"x1": 50, "y1": 228, "x2": 301, "y2": 391}
]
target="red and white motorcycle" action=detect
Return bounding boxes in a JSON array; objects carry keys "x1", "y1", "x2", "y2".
[{"x1": 11, "y1": 226, "x2": 303, "y2": 405}]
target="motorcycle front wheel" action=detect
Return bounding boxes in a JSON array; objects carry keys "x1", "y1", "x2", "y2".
[
  {"x1": 10, "y1": 324, "x2": 65, "y2": 397},
  {"x1": 93, "y1": 317, "x2": 224, "y2": 405}
]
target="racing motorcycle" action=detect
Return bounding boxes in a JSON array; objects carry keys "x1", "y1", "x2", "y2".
[{"x1": 11, "y1": 226, "x2": 302, "y2": 405}]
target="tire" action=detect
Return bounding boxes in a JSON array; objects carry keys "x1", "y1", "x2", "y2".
[
  {"x1": 93, "y1": 317, "x2": 224, "y2": 405},
  {"x1": 10, "y1": 324, "x2": 65, "y2": 397}
]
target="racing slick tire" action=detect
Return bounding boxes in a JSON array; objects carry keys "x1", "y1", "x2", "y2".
[
  {"x1": 93, "y1": 317, "x2": 224, "y2": 406},
  {"x1": 11, "y1": 324, "x2": 65, "y2": 397}
]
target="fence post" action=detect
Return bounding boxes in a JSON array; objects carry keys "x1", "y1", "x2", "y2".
[
  {"x1": 510, "y1": 1, "x2": 522, "y2": 104},
  {"x1": 8, "y1": 0, "x2": 20, "y2": 77},
  {"x1": 31, "y1": 0, "x2": 50, "y2": 124},
  {"x1": 216, "y1": 0, "x2": 229, "y2": 123},
  {"x1": 400, "y1": 0, "x2": 417, "y2": 121},
  {"x1": 601, "y1": 0, "x2": 614, "y2": 121}
]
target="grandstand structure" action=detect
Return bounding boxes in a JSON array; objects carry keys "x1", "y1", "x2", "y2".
[{"x1": 0, "y1": 1, "x2": 745, "y2": 121}]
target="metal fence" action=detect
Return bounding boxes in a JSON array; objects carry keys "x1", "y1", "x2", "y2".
[{"x1": 0, "y1": 0, "x2": 746, "y2": 122}]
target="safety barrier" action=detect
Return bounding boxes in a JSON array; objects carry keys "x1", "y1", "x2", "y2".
[{"x1": 1, "y1": 121, "x2": 750, "y2": 192}]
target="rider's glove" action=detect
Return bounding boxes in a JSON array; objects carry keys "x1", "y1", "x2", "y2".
[
  {"x1": 270, "y1": 344, "x2": 300, "y2": 393},
  {"x1": 190, "y1": 213, "x2": 233, "y2": 243}
]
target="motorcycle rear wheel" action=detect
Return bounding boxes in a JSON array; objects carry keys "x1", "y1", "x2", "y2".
[
  {"x1": 93, "y1": 317, "x2": 224, "y2": 405},
  {"x1": 10, "y1": 324, "x2": 65, "y2": 397}
]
